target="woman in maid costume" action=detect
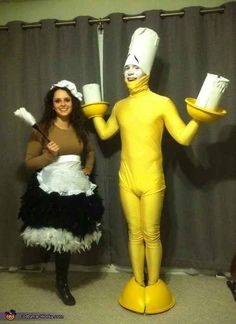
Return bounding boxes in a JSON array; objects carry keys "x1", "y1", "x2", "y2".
[{"x1": 17, "y1": 80, "x2": 104, "y2": 306}]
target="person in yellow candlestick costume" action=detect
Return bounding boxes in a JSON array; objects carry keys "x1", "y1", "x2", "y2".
[{"x1": 90, "y1": 28, "x2": 200, "y2": 313}]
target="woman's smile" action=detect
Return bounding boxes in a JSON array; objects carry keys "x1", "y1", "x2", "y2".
[{"x1": 53, "y1": 89, "x2": 73, "y2": 118}]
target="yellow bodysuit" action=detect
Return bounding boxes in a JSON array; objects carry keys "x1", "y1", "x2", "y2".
[{"x1": 93, "y1": 75, "x2": 199, "y2": 286}]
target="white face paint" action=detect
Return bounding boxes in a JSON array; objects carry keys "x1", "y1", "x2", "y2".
[{"x1": 123, "y1": 64, "x2": 145, "y2": 81}]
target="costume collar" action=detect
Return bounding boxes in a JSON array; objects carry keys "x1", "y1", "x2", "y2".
[{"x1": 125, "y1": 75, "x2": 150, "y2": 96}]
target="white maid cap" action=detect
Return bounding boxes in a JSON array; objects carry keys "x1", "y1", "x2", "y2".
[{"x1": 50, "y1": 80, "x2": 83, "y2": 101}]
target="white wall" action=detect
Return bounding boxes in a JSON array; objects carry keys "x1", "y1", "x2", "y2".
[{"x1": 0, "y1": 0, "x2": 227, "y2": 25}]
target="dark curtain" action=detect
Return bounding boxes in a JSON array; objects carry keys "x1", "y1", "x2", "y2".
[
  {"x1": 102, "y1": 1, "x2": 236, "y2": 272},
  {"x1": 1, "y1": 2, "x2": 236, "y2": 272}
]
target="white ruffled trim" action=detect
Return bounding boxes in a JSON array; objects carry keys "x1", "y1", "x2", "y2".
[
  {"x1": 21, "y1": 226, "x2": 102, "y2": 253},
  {"x1": 37, "y1": 155, "x2": 97, "y2": 196},
  {"x1": 37, "y1": 173, "x2": 96, "y2": 196}
]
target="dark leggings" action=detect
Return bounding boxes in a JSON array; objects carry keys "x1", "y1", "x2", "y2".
[{"x1": 55, "y1": 252, "x2": 71, "y2": 281}]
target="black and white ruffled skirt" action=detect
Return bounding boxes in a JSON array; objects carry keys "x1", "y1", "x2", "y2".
[{"x1": 18, "y1": 155, "x2": 104, "y2": 254}]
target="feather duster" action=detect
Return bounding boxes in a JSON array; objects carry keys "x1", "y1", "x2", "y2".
[{"x1": 14, "y1": 107, "x2": 50, "y2": 142}]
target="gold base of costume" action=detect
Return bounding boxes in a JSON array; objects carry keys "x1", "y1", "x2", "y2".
[
  {"x1": 145, "y1": 279, "x2": 175, "y2": 314},
  {"x1": 82, "y1": 102, "x2": 109, "y2": 119},
  {"x1": 118, "y1": 277, "x2": 175, "y2": 314},
  {"x1": 185, "y1": 97, "x2": 227, "y2": 123},
  {"x1": 118, "y1": 277, "x2": 145, "y2": 313}
]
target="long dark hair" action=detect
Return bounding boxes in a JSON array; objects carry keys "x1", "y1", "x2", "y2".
[{"x1": 39, "y1": 86, "x2": 88, "y2": 151}]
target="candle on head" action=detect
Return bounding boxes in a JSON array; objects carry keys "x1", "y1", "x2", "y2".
[
  {"x1": 82, "y1": 83, "x2": 102, "y2": 105},
  {"x1": 196, "y1": 73, "x2": 229, "y2": 111}
]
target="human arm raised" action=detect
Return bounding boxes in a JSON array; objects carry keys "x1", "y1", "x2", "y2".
[
  {"x1": 163, "y1": 98, "x2": 200, "y2": 146},
  {"x1": 92, "y1": 105, "x2": 119, "y2": 140}
]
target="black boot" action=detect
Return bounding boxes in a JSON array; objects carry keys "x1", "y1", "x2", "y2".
[
  {"x1": 227, "y1": 280, "x2": 236, "y2": 301},
  {"x1": 55, "y1": 252, "x2": 76, "y2": 306}
]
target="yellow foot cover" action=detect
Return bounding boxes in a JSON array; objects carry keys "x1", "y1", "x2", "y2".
[
  {"x1": 118, "y1": 277, "x2": 175, "y2": 314},
  {"x1": 145, "y1": 279, "x2": 175, "y2": 314},
  {"x1": 118, "y1": 277, "x2": 145, "y2": 313}
]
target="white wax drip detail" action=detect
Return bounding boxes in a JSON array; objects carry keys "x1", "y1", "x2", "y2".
[{"x1": 196, "y1": 73, "x2": 230, "y2": 110}]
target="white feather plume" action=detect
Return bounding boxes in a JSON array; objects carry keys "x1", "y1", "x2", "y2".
[
  {"x1": 14, "y1": 107, "x2": 50, "y2": 142},
  {"x1": 14, "y1": 107, "x2": 36, "y2": 126}
]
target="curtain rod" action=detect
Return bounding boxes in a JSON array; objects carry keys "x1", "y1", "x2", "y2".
[{"x1": 0, "y1": 6, "x2": 225, "y2": 31}]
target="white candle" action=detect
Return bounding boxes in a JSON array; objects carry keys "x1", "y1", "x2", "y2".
[
  {"x1": 196, "y1": 73, "x2": 229, "y2": 110},
  {"x1": 82, "y1": 83, "x2": 102, "y2": 105}
]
